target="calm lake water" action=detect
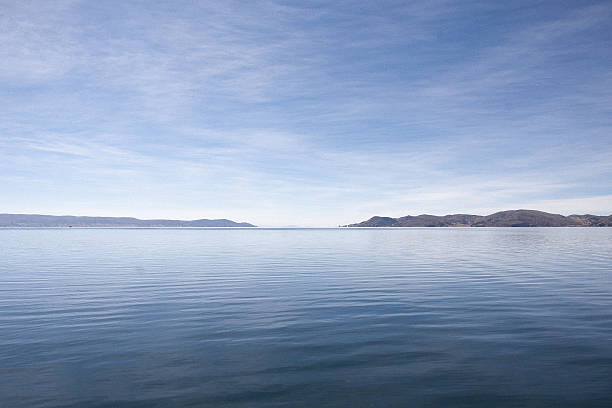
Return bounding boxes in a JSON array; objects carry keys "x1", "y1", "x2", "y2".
[{"x1": 1, "y1": 228, "x2": 612, "y2": 407}]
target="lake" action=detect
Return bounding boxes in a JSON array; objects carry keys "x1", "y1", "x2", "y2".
[{"x1": 1, "y1": 228, "x2": 611, "y2": 407}]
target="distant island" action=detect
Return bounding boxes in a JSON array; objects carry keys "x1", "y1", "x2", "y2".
[
  {"x1": 346, "y1": 210, "x2": 612, "y2": 227},
  {"x1": 0, "y1": 214, "x2": 256, "y2": 228}
]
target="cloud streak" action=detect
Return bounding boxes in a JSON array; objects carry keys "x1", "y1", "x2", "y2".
[{"x1": 1, "y1": 0, "x2": 611, "y2": 225}]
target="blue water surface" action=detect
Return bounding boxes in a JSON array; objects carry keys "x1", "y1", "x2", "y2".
[{"x1": 1, "y1": 228, "x2": 611, "y2": 407}]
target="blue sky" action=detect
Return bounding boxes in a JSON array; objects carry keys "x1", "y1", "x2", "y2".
[{"x1": 1, "y1": 0, "x2": 611, "y2": 226}]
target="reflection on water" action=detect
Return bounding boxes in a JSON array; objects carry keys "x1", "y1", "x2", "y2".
[{"x1": 1, "y1": 228, "x2": 612, "y2": 407}]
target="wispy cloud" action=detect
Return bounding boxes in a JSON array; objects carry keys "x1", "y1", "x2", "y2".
[{"x1": 1, "y1": 1, "x2": 611, "y2": 225}]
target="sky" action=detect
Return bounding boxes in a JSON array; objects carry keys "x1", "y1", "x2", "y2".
[{"x1": 1, "y1": 0, "x2": 611, "y2": 226}]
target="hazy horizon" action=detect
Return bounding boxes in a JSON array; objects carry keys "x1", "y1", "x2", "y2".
[
  {"x1": 2, "y1": 209, "x2": 611, "y2": 229},
  {"x1": 2, "y1": 1, "x2": 611, "y2": 226}
]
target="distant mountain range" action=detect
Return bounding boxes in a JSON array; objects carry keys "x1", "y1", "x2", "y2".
[
  {"x1": 346, "y1": 210, "x2": 612, "y2": 227},
  {"x1": 0, "y1": 214, "x2": 256, "y2": 228}
]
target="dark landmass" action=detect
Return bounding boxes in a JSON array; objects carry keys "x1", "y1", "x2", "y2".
[
  {"x1": 0, "y1": 214, "x2": 256, "y2": 228},
  {"x1": 347, "y1": 210, "x2": 612, "y2": 227}
]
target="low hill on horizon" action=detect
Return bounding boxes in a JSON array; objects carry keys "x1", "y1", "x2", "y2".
[
  {"x1": 347, "y1": 210, "x2": 612, "y2": 227},
  {"x1": 0, "y1": 214, "x2": 256, "y2": 228}
]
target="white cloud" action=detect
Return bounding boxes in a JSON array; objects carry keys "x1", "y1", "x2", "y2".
[{"x1": 1, "y1": 1, "x2": 611, "y2": 226}]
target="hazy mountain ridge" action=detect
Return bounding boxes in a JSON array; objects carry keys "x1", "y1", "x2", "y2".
[
  {"x1": 0, "y1": 214, "x2": 256, "y2": 227},
  {"x1": 347, "y1": 210, "x2": 612, "y2": 227}
]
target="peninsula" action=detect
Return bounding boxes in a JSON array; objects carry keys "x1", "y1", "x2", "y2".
[
  {"x1": 346, "y1": 210, "x2": 612, "y2": 227},
  {"x1": 0, "y1": 214, "x2": 256, "y2": 228}
]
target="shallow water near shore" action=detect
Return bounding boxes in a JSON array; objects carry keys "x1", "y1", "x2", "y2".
[{"x1": 1, "y1": 227, "x2": 612, "y2": 407}]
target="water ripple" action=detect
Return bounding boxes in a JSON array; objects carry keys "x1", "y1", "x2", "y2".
[{"x1": 1, "y1": 228, "x2": 611, "y2": 407}]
